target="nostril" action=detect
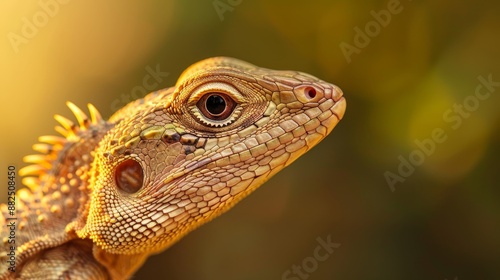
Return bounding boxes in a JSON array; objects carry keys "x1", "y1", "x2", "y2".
[
  {"x1": 294, "y1": 85, "x2": 322, "y2": 104},
  {"x1": 305, "y1": 87, "x2": 316, "y2": 99}
]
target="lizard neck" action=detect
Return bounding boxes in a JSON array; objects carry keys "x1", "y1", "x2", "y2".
[{"x1": 3, "y1": 105, "x2": 114, "y2": 277}]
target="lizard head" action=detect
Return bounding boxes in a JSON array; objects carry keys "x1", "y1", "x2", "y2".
[{"x1": 77, "y1": 57, "x2": 346, "y2": 255}]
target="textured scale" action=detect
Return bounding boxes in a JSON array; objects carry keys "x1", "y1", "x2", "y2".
[{"x1": 0, "y1": 57, "x2": 346, "y2": 279}]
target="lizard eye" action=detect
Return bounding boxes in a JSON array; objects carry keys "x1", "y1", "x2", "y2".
[
  {"x1": 187, "y1": 83, "x2": 244, "y2": 129},
  {"x1": 115, "y1": 159, "x2": 144, "y2": 194},
  {"x1": 197, "y1": 93, "x2": 236, "y2": 120}
]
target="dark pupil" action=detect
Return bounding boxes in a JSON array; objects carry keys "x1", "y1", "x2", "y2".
[{"x1": 206, "y1": 95, "x2": 226, "y2": 115}]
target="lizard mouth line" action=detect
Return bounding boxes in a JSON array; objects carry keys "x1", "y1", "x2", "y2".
[
  {"x1": 159, "y1": 157, "x2": 215, "y2": 189},
  {"x1": 331, "y1": 96, "x2": 346, "y2": 121},
  {"x1": 332, "y1": 96, "x2": 345, "y2": 118},
  {"x1": 159, "y1": 96, "x2": 346, "y2": 190}
]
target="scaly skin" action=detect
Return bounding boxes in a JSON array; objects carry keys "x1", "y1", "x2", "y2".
[{"x1": 0, "y1": 57, "x2": 346, "y2": 279}]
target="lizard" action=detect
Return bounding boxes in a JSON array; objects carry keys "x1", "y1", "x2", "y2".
[{"x1": 0, "y1": 57, "x2": 346, "y2": 279}]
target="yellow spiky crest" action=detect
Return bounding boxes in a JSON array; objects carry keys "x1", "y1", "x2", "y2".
[{"x1": 19, "y1": 102, "x2": 104, "y2": 190}]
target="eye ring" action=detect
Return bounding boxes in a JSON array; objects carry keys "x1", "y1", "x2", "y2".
[
  {"x1": 197, "y1": 93, "x2": 237, "y2": 121},
  {"x1": 114, "y1": 159, "x2": 144, "y2": 194}
]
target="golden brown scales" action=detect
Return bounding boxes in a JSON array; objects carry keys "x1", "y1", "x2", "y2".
[{"x1": 0, "y1": 57, "x2": 346, "y2": 279}]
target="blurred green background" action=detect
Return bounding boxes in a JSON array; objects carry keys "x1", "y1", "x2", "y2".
[{"x1": 1, "y1": 0, "x2": 499, "y2": 279}]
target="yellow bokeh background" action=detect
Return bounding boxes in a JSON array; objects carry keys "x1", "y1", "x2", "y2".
[{"x1": 1, "y1": 0, "x2": 499, "y2": 279}]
